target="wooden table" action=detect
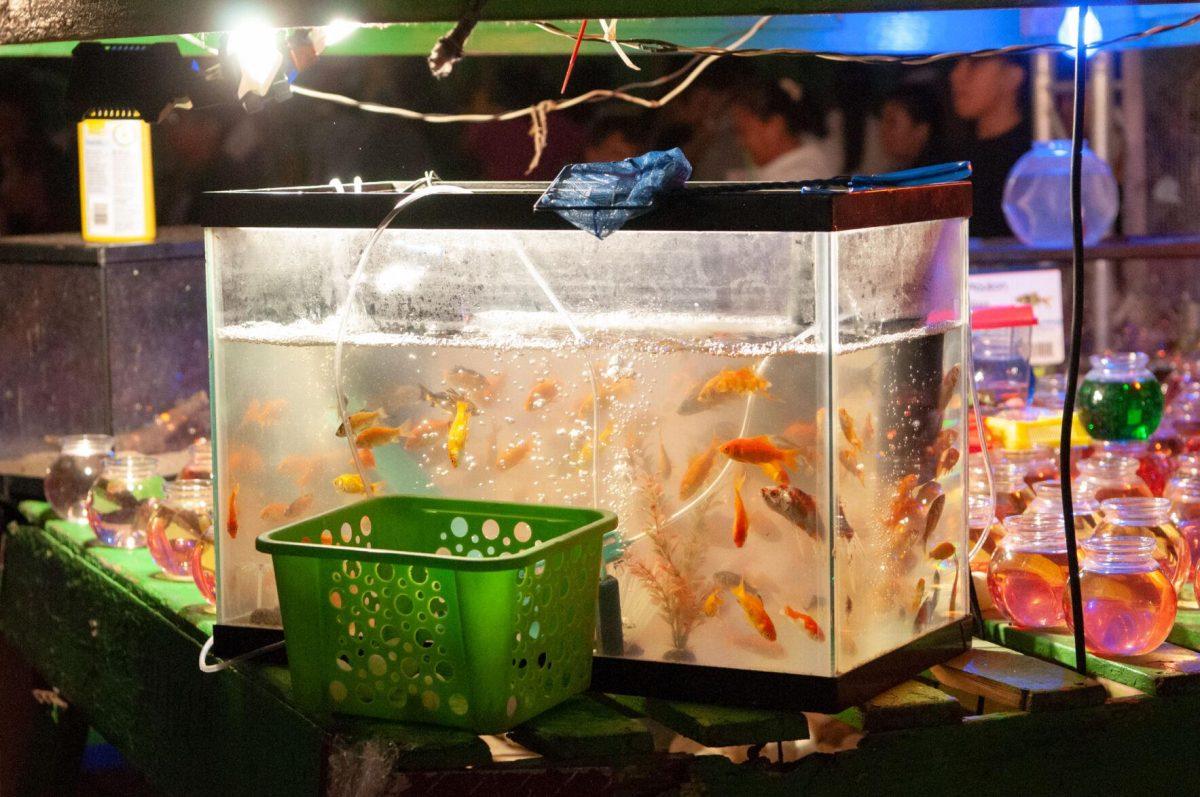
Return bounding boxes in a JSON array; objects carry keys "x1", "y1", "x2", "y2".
[{"x1": 5, "y1": 501, "x2": 1200, "y2": 796}]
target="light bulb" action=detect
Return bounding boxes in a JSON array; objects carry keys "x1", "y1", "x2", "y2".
[{"x1": 228, "y1": 23, "x2": 283, "y2": 95}]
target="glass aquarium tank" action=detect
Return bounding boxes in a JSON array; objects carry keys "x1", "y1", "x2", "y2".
[{"x1": 201, "y1": 179, "x2": 971, "y2": 710}]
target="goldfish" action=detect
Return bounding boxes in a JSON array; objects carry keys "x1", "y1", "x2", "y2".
[
  {"x1": 863, "y1": 412, "x2": 875, "y2": 445},
  {"x1": 761, "y1": 485, "x2": 823, "y2": 541},
  {"x1": 759, "y1": 461, "x2": 790, "y2": 486},
  {"x1": 836, "y1": 502, "x2": 855, "y2": 541},
  {"x1": 242, "y1": 398, "x2": 287, "y2": 429},
  {"x1": 928, "y1": 541, "x2": 956, "y2": 561},
  {"x1": 939, "y1": 364, "x2": 961, "y2": 411},
  {"x1": 719, "y1": 436, "x2": 799, "y2": 470},
  {"x1": 226, "y1": 445, "x2": 264, "y2": 475},
  {"x1": 657, "y1": 431, "x2": 672, "y2": 480},
  {"x1": 277, "y1": 453, "x2": 319, "y2": 487},
  {"x1": 838, "y1": 448, "x2": 866, "y2": 485},
  {"x1": 447, "y1": 401, "x2": 471, "y2": 467},
  {"x1": 401, "y1": 418, "x2": 451, "y2": 450},
  {"x1": 496, "y1": 438, "x2": 532, "y2": 471},
  {"x1": 783, "y1": 420, "x2": 818, "y2": 446},
  {"x1": 937, "y1": 446, "x2": 960, "y2": 478},
  {"x1": 732, "y1": 580, "x2": 777, "y2": 641},
  {"x1": 928, "y1": 428, "x2": 956, "y2": 460},
  {"x1": 838, "y1": 408, "x2": 864, "y2": 451},
  {"x1": 783, "y1": 606, "x2": 825, "y2": 642},
  {"x1": 702, "y1": 587, "x2": 724, "y2": 617},
  {"x1": 573, "y1": 423, "x2": 614, "y2": 468},
  {"x1": 446, "y1": 365, "x2": 502, "y2": 401},
  {"x1": 576, "y1": 375, "x2": 637, "y2": 417},
  {"x1": 335, "y1": 408, "x2": 385, "y2": 438},
  {"x1": 286, "y1": 493, "x2": 314, "y2": 519},
  {"x1": 422, "y1": 385, "x2": 476, "y2": 416},
  {"x1": 333, "y1": 473, "x2": 383, "y2": 495},
  {"x1": 887, "y1": 474, "x2": 921, "y2": 527},
  {"x1": 354, "y1": 424, "x2": 406, "y2": 449},
  {"x1": 696, "y1": 367, "x2": 772, "y2": 404},
  {"x1": 226, "y1": 483, "x2": 240, "y2": 539},
  {"x1": 355, "y1": 448, "x2": 376, "y2": 469},
  {"x1": 525, "y1": 378, "x2": 561, "y2": 411},
  {"x1": 679, "y1": 437, "x2": 720, "y2": 500},
  {"x1": 733, "y1": 472, "x2": 750, "y2": 547},
  {"x1": 912, "y1": 578, "x2": 927, "y2": 613},
  {"x1": 260, "y1": 502, "x2": 289, "y2": 522}
]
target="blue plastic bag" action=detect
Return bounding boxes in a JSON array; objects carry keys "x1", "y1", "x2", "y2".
[{"x1": 535, "y1": 148, "x2": 693, "y2": 239}]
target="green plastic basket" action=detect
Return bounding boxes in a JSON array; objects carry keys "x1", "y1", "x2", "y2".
[{"x1": 256, "y1": 495, "x2": 614, "y2": 733}]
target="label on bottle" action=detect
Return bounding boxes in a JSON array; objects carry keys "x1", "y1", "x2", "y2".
[
  {"x1": 969, "y1": 268, "x2": 1064, "y2": 366},
  {"x1": 78, "y1": 118, "x2": 156, "y2": 243}
]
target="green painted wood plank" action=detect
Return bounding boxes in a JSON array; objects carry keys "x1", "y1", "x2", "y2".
[
  {"x1": 43, "y1": 518, "x2": 215, "y2": 637},
  {"x1": 599, "y1": 692, "x2": 648, "y2": 718},
  {"x1": 929, "y1": 640, "x2": 1107, "y2": 712},
  {"x1": 1168, "y1": 605, "x2": 1200, "y2": 651},
  {"x1": 642, "y1": 698, "x2": 809, "y2": 747},
  {"x1": 0, "y1": 524, "x2": 324, "y2": 797},
  {"x1": 17, "y1": 500, "x2": 54, "y2": 527},
  {"x1": 860, "y1": 680, "x2": 964, "y2": 733},
  {"x1": 507, "y1": 694, "x2": 653, "y2": 759},
  {"x1": 983, "y1": 617, "x2": 1200, "y2": 697}
]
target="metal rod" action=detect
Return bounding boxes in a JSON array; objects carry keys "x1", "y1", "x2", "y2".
[{"x1": 1091, "y1": 50, "x2": 1114, "y2": 351}]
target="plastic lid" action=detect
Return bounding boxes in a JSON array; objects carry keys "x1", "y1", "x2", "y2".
[{"x1": 971, "y1": 304, "x2": 1037, "y2": 330}]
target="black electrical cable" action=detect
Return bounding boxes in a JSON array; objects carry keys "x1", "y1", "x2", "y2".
[{"x1": 1060, "y1": 5, "x2": 1090, "y2": 676}]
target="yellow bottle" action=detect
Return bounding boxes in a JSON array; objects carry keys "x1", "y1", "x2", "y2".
[{"x1": 77, "y1": 114, "x2": 156, "y2": 243}]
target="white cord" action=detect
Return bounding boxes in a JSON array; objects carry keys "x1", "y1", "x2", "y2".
[{"x1": 198, "y1": 634, "x2": 286, "y2": 674}]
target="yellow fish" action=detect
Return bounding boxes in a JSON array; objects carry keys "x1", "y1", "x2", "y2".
[
  {"x1": 447, "y1": 400, "x2": 471, "y2": 468},
  {"x1": 333, "y1": 473, "x2": 383, "y2": 495},
  {"x1": 679, "y1": 436, "x2": 719, "y2": 500},
  {"x1": 732, "y1": 580, "x2": 777, "y2": 641},
  {"x1": 702, "y1": 587, "x2": 724, "y2": 617}
]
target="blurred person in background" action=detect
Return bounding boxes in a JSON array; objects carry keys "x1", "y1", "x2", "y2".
[
  {"x1": 583, "y1": 112, "x2": 648, "y2": 162},
  {"x1": 947, "y1": 54, "x2": 1030, "y2": 237},
  {"x1": 727, "y1": 76, "x2": 840, "y2": 182},
  {"x1": 878, "y1": 84, "x2": 942, "y2": 171}
]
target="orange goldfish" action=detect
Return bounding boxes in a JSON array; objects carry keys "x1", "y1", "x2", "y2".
[
  {"x1": 402, "y1": 418, "x2": 451, "y2": 450},
  {"x1": 679, "y1": 437, "x2": 720, "y2": 500},
  {"x1": 576, "y1": 375, "x2": 637, "y2": 417},
  {"x1": 912, "y1": 578, "x2": 927, "y2": 613},
  {"x1": 732, "y1": 580, "x2": 777, "y2": 641},
  {"x1": 733, "y1": 472, "x2": 750, "y2": 547},
  {"x1": 761, "y1": 485, "x2": 823, "y2": 541},
  {"x1": 354, "y1": 424, "x2": 405, "y2": 449},
  {"x1": 719, "y1": 436, "x2": 799, "y2": 469},
  {"x1": 887, "y1": 473, "x2": 920, "y2": 527},
  {"x1": 525, "y1": 378, "x2": 561, "y2": 411},
  {"x1": 277, "y1": 453, "x2": 320, "y2": 488},
  {"x1": 928, "y1": 428, "x2": 957, "y2": 460},
  {"x1": 447, "y1": 400, "x2": 471, "y2": 468},
  {"x1": 446, "y1": 365, "x2": 502, "y2": 401},
  {"x1": 838, "y1": 447, "x2": 866, "y2": 485},
  {"x1": 863, "y1": 412, "x2": 875, "y2": 445},
  {"x1": 840, "y1": 408, "x2": 868, "y2": 452},
  {"x1": 496, "y1": 438, "x2": 532, "y2": 471},
  {"x1": 242, "y1": 398, "x2": 287, "y2": 429},
  {"x1": 759, "y1": 461, "x2": 790, "y2": 486},
  {"x1": 937, "y1": 446, "x2": 960, "y2": 478},
  {"x1": 783, "y1": 606, "x2": 825, "y2": 642},
  {"x1": 928, "y1": 541, "x2": 957, "y2": 561},
  {"x1": 355, "y1": 448, "x2": 376, "y2": 469},
  {"x1": 335, "y1": 408, "x2": 385, "y2": 437},
  {"x1": 286, "y1": 493, "x2": 314, "y2": 519},
  {"x1": 939, "y1": 364, "x2": 961, "y2": 411},
  {"x1": 782, "y1": 420, "x2": 818, "y2": 446},
  {"x1": 260, "y1": 502, "x2": 289, "y2": 522},
  {"x1": 696, "y1": 367, "x2": 772, "y2": 404},
  {"x1": 226, "y1": 445, "x2": 264, "y2": 475},
  {"x1": 702, "y1": 587, "x2": 724, "y2": 617},
  {"x1": 226, "y1": 483, "x2": 240, "y2": 539},
  {"x1": 657, "y1": 431, "x2": 672, "y2": 480}
]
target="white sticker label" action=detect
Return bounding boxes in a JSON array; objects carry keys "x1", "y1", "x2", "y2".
[
  {"x1": 969, "y1": 268, "x2": 1065, "y2": 366},
  {"x1": 81, "y1": 119, "x2": 147, "y2": 238}
]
